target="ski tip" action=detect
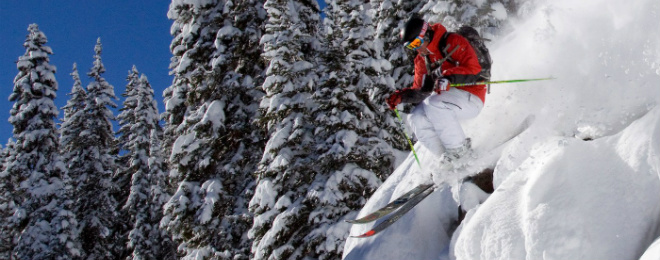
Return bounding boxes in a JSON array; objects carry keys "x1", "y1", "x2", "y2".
[{"x1": 350, "y1": 230, "x2": 376, "y2": 238}]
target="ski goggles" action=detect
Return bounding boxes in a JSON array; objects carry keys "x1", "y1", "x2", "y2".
[
  {"x1": 404, "y1": 36, "x2": 424, "y2": 50},
  {"x1": 404, "y1": 22, "x2": 429, "y2": 51}
]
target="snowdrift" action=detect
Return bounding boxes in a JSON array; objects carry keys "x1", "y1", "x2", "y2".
[
  {"x1": 453, "y1": 106, "x2": 660, "y2": 260},
  {"x1": 343, "y1": 0, "x2": 660, "y2": 259}
]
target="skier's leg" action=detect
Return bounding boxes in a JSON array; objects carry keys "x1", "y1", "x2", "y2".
[
  {"x1": 424, "y1": 88, "x2": 483, "y2": 149},
  {"x1": 408, "y1": 103, "x2": 444, "y2": 156}
]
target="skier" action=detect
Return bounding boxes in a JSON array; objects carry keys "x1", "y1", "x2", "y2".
[{"x1": 386, "y1": 16, "x2": 487, "y2": 166}]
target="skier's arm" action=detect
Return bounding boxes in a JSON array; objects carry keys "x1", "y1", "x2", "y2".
[
  {"x1": 386, "y1": 74, "x2": 434, "y2": 109},
  {"x1": 395, "y1": 55, "x2": 434, "y2": 104},
  {"x1": 399, "y1": 75, "x2": 434, "y2": 104}
]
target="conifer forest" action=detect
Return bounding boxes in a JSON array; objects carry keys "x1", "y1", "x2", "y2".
[{"x1": 0, "y1": 1, "x2": 522, "y2": 259}]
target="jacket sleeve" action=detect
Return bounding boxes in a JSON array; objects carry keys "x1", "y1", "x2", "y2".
[
  {"x1": 441, "y1": 34, "x2": 482, "y2": 84},
  {"x1": 397, "y1": 55, "x2": 434, "y2": 104},
  {"x1": 400, "y1": 74, "x2": 434, "y2": 104},
  {"x1": 411, "y1": 55, "x2": 427, "y2": 90}
]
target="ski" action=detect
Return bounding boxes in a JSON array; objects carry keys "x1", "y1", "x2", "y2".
[
  {"x1": 348, "y1": 116, "x2": 537, "y2": 238},
  {"x1": 350, "y1": 186, "x2": 436, "y2": 238},
  {"x1": 346, "y1": 183, "x2": 434, "y2": 224}
]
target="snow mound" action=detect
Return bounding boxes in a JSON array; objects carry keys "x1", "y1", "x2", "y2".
[{"x1": 453, "y1": 106, "x2": 660, "y2": 260}]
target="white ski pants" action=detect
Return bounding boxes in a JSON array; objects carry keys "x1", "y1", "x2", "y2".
[{"x1": 408, "y1": 88, "x2": 483, "y2": 154}]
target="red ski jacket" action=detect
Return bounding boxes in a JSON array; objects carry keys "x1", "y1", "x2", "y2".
[{"x1": 406, "y1": 23, "x2": 486, "y2": 103}]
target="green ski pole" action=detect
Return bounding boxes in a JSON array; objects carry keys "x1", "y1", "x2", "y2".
[
  {"x1": 450, "y1": 77, "x2": 556, "y2": 87},
  {"x1": 394, "y1": 108, "x2": 422, "y2": 168}
]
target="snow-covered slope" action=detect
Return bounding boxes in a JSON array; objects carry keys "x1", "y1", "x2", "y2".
[
  {"x1": 343, "y1": 0, "x2": 660, "y2": 259},
  {"x1": 454, "y1": 106, "x2": 660, "y2": 260}
]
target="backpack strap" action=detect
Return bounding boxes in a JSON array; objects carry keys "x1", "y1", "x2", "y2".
[{"x1": 438, "y1": 32, "x2": 457, "y2": 65}]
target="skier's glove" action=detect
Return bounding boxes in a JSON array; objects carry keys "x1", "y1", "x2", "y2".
[
  {"x1": 435, "y1": 78, "x2": 450, "y2": 93},
  {"x1": 431, "y1": 67, "x2": 444, "y2": 79},
  {"x1": 386, "y1": 90, "x2": 403, "y2": 110}
]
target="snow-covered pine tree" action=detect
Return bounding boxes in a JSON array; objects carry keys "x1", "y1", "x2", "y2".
[
  {"x1": 61, "y1": 63, "x2": 86, "y2": 123},
  {"x1": 0, "y1": 144, "x2": 5, "y2": 171},
  {"x1": 116, "y1": 65, "x2": 141, "y2": 181},
  {"x1": 121, "y1": 72, "x2": 169, "y2": 260},
  {"x1": 161, "y1": 0, "x2": 266, "y2": 259},
  {"x1": 61, "y1": 38, "x2": 119, "y2": 260},
  {"x1": 283, "y1": 2, "x2": 404, "y2": 259},
  {"x1": 161, "y1": 0, "x2": 219, "y2": 159},
  {"x1": 0, "y1": 140, "x2": 18, "y2": 259},
  {"x1": 161, "y1": 1, "x2": 221, "y2": 258},
  {"x1": 47, "y1": 177, "x2": 82, "y2": 260},
  {"x1": 111, "y1": 66, "x2": 142, "y2": 260},
  {"x1": 117, "y1": 66, "x2": 141, "y2": 152},
  {"x1": 146, "y1": 129, "x2": 177, "y2": 260},
  {"x1": 248, "y1": 0, "x2": 322, "y2": 259},
  {"x1": 205, "y1": 0, "x2": 267, "y2": 258},
  {"x1": 4, "y1": 23, "x2": 81, "y2": 260},
  {"x1": 59, "y1": 63, "x2": 87, "y2": 162}
]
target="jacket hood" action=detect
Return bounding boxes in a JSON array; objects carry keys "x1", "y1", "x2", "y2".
[
  {"x1": 431, "y1": 23, "x2": 448, "y2": 40},
  {"x1": 425, "y1": 23, "x2": 448, "y2": 54}
]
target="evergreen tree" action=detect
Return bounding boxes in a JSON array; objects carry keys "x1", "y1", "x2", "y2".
[
  {"x1": 121, "y1": 72, "x2": 169, "y2": 260},
  {"x1": 161, "y1": 2, "x2": 220, "y2": 256},
  {"x1": 4, "y1": 23, "x2": 81, "y2": 260},
  {"x1": 116, "y1": 66, "x2": 141, "y2": 174},
  {"x1": 161, "y1": 0, "x2": 267, "y2": 258},
  {"x1": 47, "y1": 179, "x2": 81, "y2": 260},
  {"x1": 208, "y1": 0, "x2": 268, "y2": 257},
  {"x1": 145, "y1": 129, "x2": 177, "y2": 260},
  {"x1": 61, "y1": 38, "x2": 119, "y2": 260},
  {"x1": 59, "y1": 63, "x2": 87, "y2": 161},
  {"x1": 0, "y1": 140, "x2": 18, "y2": 259},
  {"x1": 0, "y1": 144, "x2": 5, "y2": 171},
  {"x1": 62, "y1": 63, "x2": 86, "y2": 123},
  {"x1": 248, "y1": 0, "x2": 322, "y2": 259},
  {"x1": 161, "y1": 0, "x2": 218, "y2": 158},
  {"x1": 285, "y1": 1, "x2": 405, "y2": 259},
  {"x1": 117, "y1": 66, "x2": 141, "y2": 152},
  {"x1": 112, "y1": 66, "x2": 142, "y2": 260}
]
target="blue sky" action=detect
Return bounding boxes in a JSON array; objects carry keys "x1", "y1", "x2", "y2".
[
  {"x1": 0, "y1": 1, "x2": 172, "y2": 144},
  {"x1": 0, "y1": 1, "x2": 328, "y2": 146}
]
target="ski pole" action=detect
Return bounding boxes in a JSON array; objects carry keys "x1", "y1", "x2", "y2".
[
  {"x1": 450, "y1": 77, "x2": 556, "y2": 87},
  {"x1": 394, "y1": 108, "x2": 422, "y2": 168}
]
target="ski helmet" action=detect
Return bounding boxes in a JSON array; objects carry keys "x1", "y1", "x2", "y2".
[{"x1": 400, "y1": 16, "x2": 428, "y2": 44}]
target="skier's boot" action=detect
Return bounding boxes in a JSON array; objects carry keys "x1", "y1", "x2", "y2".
[{"x1": 440, "y1": 138, "x2": 472, "y2": 170}]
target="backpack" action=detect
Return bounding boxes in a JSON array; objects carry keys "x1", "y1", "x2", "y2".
[{"x1": 438, "y1": 26, "x2": 493, "y2": 90}]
